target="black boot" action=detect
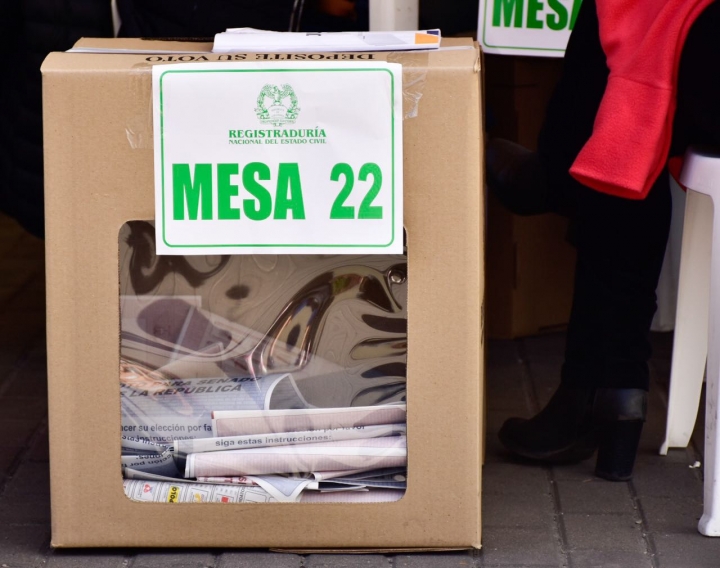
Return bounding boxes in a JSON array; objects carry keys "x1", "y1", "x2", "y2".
[
  {"x1": 486, "y1": 138, "x2": 552, "y2": 216},
  {"x1": 498, "y1": 384, "x2": 597, "y2": 463},
  {"x1": 498, "y1": 385, "x2": 647, "y2": 481},
  {"x1": 592, "y1": 388, "x2": 647, "y2": 481}
]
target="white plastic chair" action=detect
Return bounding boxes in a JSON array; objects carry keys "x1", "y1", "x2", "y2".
[
  {"x1": 662, "y1": 147, "x2": 720, "y2": 536},
  {"x1": 660, "y1": 176, "x2": 711, "y2": 457},
  {"x1": 369, "y1": 0, "x2": 419, "y2": 31}
]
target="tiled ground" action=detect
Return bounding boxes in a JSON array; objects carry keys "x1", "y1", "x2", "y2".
[{"x1": 1, "y1": 212, "x2": 719, "y2": 567}]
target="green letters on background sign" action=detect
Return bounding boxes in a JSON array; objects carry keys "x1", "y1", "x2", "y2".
[
  {"x1": 493, "y1": 0, "x2": 524, "y2": 27},
  {"x1": 492, "y1": 0, "x2": 582, "y2": 30}
]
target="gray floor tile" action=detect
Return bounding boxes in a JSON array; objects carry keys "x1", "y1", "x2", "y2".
[
  {"x1": 3, "y1": 461, "x2": 50, "y2": 496},
  {"x1": 303, "y1": 554, "x2": 390, "y2": 568},
  {"x1": 481, "y1": 566, "x2": 559, "y2": 568},
  {"x1": 482, "y1": 463, "x2": 551, "y2": 497},
  {"x1": 480, "y1": 526, "x2": 563, "y2": 566},
  {"x1": 218, "y1": 551, "x2": 302, "y2": 568},
  {"x1": 3, "y1": 368, "x2": 48, "y2": 399},
  {"x1": 567, "y1": 549, "x2": 653, "y2": 568},
  {"x1": 0, "y1": 322, "x2": 46, "y2": 364},
  {"x1": 0, "y1": 524, "x2": 50, "y2": 567},
  {"x1": 0, "y1": 396, "x2": 47, "y2": 422},
  {"x1": 394, "y1": 552, "x2": 475, "y2": 567},
  {"x1": 639, "y1": 495, "x2": 703, "y2": 533},
  {"x1": 483, "y1": 438, "x2": 513, "y2": 465},
  {"x1": 485, "y1": 341, "x2": 521, "y2": 368},
  {"x1": 46, "y1": 549, "x2": 130, "y2": 568},
  {"x1": 555, "y1": 479, "x2": 635, "y2": 514},
  {"x1": 482, "y1": 489, "x2": 555, "y2": 527},
  {"x1": 0, "y1": 446, "x2": 21, "y2": 473},
  {"x1": 651, "y1": 532, "x2": 720, "y2": 567},
  {"x1": 0, "y1": 421, "x2": 39, "y2": 450},
  {"x1": 562, "y1": 513, "x2": 646, "y2": 553},
  {"x1": 24, "y1": 428, "x2": 49, "y2": 463},
  {"x1": 131, "y1": 551, "x2": 216, "y2": 568},
  {"x1": 485, "y1": 373, "x2": 528, "y2": 413},
  {"x1": 520, "y1": 334, "x2": 566, "y2": 362},
  {"x1": 485, "y1": 410, "x2": 513, "y2": 436},
  {"x1": 549, "y1": 462, "x2": 598, "y2": 482},
  {"x1": 640, "y1": 447, "x2": 698, "y2": 466},
  {"x1": 529, "y1": 378, "x2": 561, "y2": 410},
  {"x1": 632, "y1": 461, "x2": 703, "y2": 498},
  {"x1": 0, "y1": 493, "x2": 51, "y2": 524}
]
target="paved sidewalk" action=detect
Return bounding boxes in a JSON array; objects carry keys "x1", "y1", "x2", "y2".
[{"x1": 1, "y1": 213, "x2": 719, "y2": 567}]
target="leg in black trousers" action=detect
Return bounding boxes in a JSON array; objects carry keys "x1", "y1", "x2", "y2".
[
  {"x1": 494, "y1": 0, "x2": 673, "y2": 479},
  {"x1": 562, "y1": 178, "x2": 671, "y2": 392}
]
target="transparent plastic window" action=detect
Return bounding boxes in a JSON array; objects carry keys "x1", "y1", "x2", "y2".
[{"x1": 119, "y1": 221, "x2": 407, "y2": 504}]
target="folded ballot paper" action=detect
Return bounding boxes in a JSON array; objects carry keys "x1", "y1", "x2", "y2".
[{"x1": 212, "y1": 28, "x2": 441, "y2": 53}]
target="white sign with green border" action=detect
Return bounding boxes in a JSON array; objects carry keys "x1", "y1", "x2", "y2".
[
  {"x1": 152, "y1": 62, "x2": 403, "y2": 255},
  {"x1": 478, "y1": 0, "x2": 582, "y2": 56}
]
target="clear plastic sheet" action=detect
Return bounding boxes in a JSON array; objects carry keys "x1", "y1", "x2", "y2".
[{"x1": 119, "y1": 221, "x2": 407, "y2": 503}]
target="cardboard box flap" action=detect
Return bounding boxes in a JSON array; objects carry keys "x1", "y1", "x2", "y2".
[
  {"x1": 43, "y1": 38, "x2": 481, "y2": 101},
  {"x1": 70, "y1": 37, "x2": 213, "y2": 54},
  {"x1": 54, "y1": 37, "x2": 478, "y2": 69}
]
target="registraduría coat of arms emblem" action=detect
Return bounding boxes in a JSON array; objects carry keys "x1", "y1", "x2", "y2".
[{"x1": 255, "y1": 84, "x2": 300, "y2": 127}]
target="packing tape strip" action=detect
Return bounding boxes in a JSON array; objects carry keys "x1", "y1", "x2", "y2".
[
  {"x1": 126, "y1": 63, "x2": 154, "y2": 150},
  {"x1": 388, "y1": 51, "x2": 429, "y2": 120}
]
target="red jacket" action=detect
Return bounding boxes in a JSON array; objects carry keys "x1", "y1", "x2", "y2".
[{"x1": 569, "y1": 0, "x2": 714, "y2": 199}]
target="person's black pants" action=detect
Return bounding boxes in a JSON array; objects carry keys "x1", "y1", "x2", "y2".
[
  {"x1": 560, "y1": 177, "x2": 671, "y2": 391},
  {"x1": 535, "y1": 0, "x2": 720, "y2": 391}
]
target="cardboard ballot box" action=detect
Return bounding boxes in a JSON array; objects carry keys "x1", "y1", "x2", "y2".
[{"x1": 41, "y1": 38, "x2": 483, "y2": 550}]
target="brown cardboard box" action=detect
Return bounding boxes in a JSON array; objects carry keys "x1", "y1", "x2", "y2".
[
  {"x1": 484, "y1": 55, "x2": 576, "y2": 339},
  {"x1": 41, "y1": 38, "x2": 484, "y2": 549}
]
